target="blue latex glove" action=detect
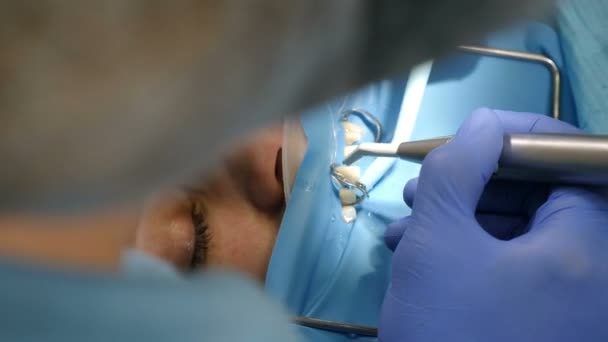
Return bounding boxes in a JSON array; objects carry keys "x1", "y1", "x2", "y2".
[{"x1": 380, "y1": 108, "x2": 608, "y2": 341}]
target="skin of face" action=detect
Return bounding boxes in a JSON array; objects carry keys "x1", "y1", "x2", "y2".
[
  {"x1": 0, "y1": 125, "x2": 289, "y2": 282},
  {"x1": 136, "y1": 125, "x2": 287, "y2": 281},
  {"x1": 0, "y1": 210, "x2": 137, "y2": 271}
]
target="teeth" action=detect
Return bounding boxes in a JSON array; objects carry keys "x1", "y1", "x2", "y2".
[
  {"x1": 338, "y1": 122, "x2": 366, "y2": 223},
  {"x1": 341, "y1": 206, "x2": 357, "y2": 223},
  {"x1": 342, "y1": 121, "x2": 364, "y2": 133},
  {"x1": 334, "y1": 165, "x2": 360, "y2": 183},
  {"x1": 345, "y1": 131, "x2": 361, "y2": 145},
  {"x1": 342, "y1": 122, "x2": 363, "y2": 145},
  {"x1": 339, "y1": 188, "x2": 357, "y2": 205}
]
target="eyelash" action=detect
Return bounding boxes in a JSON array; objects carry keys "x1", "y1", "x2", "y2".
[{"x1": 190, "y1": 200, "x2": 211, "y2": 269}]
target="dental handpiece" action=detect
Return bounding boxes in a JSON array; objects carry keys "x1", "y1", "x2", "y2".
[{"x1": 343, "y1": 133, "x2": 608, "y2": 185}]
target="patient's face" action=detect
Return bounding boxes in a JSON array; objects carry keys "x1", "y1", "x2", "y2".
[
  {"x1": 135, "y1": 126, "x2": 287, "y2": 281},
  {"x1": 0, "y1": 124, "x2": 303, "y2": 280}
]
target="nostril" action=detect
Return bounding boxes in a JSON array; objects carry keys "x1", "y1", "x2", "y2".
[{"x1": 275, "y1": 148, "x2": 283, "y2": 184}]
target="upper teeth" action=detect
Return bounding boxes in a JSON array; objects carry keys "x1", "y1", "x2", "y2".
[{"x1": 342, "y1": 121, "x2": 363, "y2": 145}]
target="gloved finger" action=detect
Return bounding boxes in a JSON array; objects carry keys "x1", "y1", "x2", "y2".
[
  {"x1": 385, "y1": 216, "x2": 411, "y2": 251},
  {"x1": 493, "y1": 110, "x2": 581, "y2": 134},
  {"x1": 528, "y1": 186, "x2": 608, "y2": 235},
  {"x1": 476, "y1": 213, "x2": 528, "y2": 240},
  {"x1": 402, "y1": 177, "x2": 418, "y2": 208},
  {"x1": 477, "y1": 180, "x2": 549, "y2": 217},
  {"x1": 386, "y1": 213, "x2": 528, "y2": 250},
  {"x1": 406, "y1": 177, "x2": 549, "y2": 216},
  {"x1": 413, "y1": 108, "x2": 503, "y2": 224},
  {"x1": 405, "y1": 178, "x2": 544, "y2": 240}
]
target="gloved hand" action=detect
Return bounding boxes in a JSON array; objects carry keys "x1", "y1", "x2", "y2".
[{"x1": 380, "y1": 108, "x2": 608, "y2": 341}]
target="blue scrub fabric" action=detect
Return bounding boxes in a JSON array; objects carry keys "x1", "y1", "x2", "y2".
[
  {"x1": 0, "y1": 257, "x2": 299, "y2": 342},
  {"x1": 558, "y1": 0, "x2": 608, "y2": 133}
]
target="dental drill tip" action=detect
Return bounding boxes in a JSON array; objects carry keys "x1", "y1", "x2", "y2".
[
  {"x1": 343, "y1": 145, "x2": 359, "y2": 164},
  {"x1": 342, "y1": 143, "x2": 400, "y2": 165},
  {"x1": 395, "y1": 137, "x2": 452, "y2": 163},
  {"x1": 343, "y1": 146, "x2": 362, "y2": 165}
]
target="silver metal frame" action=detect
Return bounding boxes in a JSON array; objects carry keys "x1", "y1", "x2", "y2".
[
  {"x1": 458, "y1": 45, "x2": 561, "y2": 120},
  {"x1": 293, "y1": 316, "x2": 378, "y2": 337},
  {"x1": 329, "y1": 108, "x2": 382, "y2": 206},
  {"x1": 340, "y1": 108, "x2": 384, "y2": 143},
  {"x1": 330, "y1": 163, "x2": 369, "y2": 206}
]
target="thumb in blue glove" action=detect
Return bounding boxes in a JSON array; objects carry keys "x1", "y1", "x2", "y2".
[{"x1": 380, "y1": 108, "x2": 608, "y2": 341}]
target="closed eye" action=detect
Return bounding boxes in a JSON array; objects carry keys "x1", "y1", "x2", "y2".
[{"x1": 190, "y1": 199, "x2": 211, "y2": 269}]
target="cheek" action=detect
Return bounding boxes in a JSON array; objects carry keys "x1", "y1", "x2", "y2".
[
  {"x1": 137, "y1": 215, "x2": 195, "y2": 269},
  {"x1": 205, "y1": 203, "x2": 280, "y2": 281},
  {"x1": 135, "y1": 194, "x2": 196, "y2": 270}
]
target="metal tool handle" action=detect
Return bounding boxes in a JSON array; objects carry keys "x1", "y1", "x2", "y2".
[
  {"x1": 497, "y1": 133, "x2": 608, "y2": 185},
  {"x1": 397, "y1": 133, "x2": 608, "y2": 185}
]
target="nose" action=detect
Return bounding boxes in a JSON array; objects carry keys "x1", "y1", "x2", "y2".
[
  {"x1": 227, "y1": 126, "x2": 285, "y2": 213},
  {"x1": 248, "y1": 151, "x2": 285, "y2": 213}
]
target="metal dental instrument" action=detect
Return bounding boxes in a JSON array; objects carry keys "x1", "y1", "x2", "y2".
[
  {"x1": 330, "y1": 163, "x2": 369, "y2": 205},
  {"x1": 293, "y1": 316, "x2": 378, "y2": 337},
  {"x1": 458, "y1": 45, "x2": 561, "y2": 120},
  {"x1": 343, "y1": 133, "x2": 608, "y2": 186},
  {"x1": 340, "y1": 108, "x2": 383, "y2": 142}
]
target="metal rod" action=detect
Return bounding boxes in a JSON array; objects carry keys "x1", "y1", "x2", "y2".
[
  {"x1": 393, "y1": 133, "x2": 608, "y2": 185},
  {"x1": 292, "y1": 316, "x2": 378, "y2": 337},
  {"x1": 341, "y1": 108, "x2": 383, "y2": 142},
  {"x1": 458, "y1": 45, "x2": 561, "y2": 120}
]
